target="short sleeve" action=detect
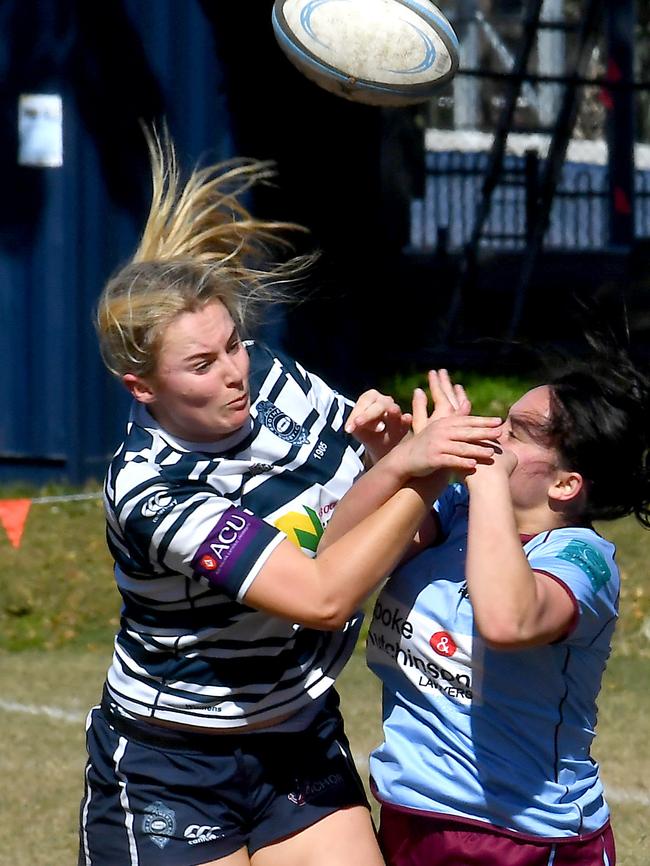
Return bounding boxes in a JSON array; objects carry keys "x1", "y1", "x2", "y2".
[
  {"x1": 433, "y1": 483, "x2": 469, "y2": 539},
  {"x1": 525, "y1": 531, "x2": 619, "y2": 644},
  {"x1": 111, "y1": 473, "x2": 285, "y2": 602}
]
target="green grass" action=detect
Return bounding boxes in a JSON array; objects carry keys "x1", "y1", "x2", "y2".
[
  {"x1": 1, "y1": 642, "x2": 647, "y2": 866},
  {"x1": 381, "y1": 370, "x2": 536, "y2": 418},
  {"x1": 0, "y1": 483, "x2": 118, "y2": 652}
]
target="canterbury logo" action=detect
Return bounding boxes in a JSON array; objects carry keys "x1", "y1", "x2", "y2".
[{"x1": 141, "y1": 491, "x2": 177, "y2": 520}]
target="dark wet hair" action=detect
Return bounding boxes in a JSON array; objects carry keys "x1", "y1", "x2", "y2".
[{"x1": 546, "y1": 350, "x2": 650, "y2": 527}]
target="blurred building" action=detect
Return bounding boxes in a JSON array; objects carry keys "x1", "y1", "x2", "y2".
[{"x1": 0, "y1": 0, "x2": 644, "y2": 484}]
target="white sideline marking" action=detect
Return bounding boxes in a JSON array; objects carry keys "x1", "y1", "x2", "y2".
[{"x1": 0, "y1": 698, "x2": 84, "y2": 724}]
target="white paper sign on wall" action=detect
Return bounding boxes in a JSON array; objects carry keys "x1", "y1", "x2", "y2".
[{"x1": 18, "y1": 94, "x2": 63, "y2": 168}]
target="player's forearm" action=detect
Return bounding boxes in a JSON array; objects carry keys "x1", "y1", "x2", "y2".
[
  {"x1": 247, "y1": 476, "x2": 442, "y2": 629},
  {"x1": 466, "y1": 474, "x2": 542, "y2": 646},
  {"x1": 320, "y1": 446, "x2": 446, "y2": 554},
  {"x1": 315, "y1": 480, "x2": 437, "y2": 624}
]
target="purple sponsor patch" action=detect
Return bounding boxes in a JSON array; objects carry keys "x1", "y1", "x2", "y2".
[{"x1": 192, "y1": 506, "x2": 270, "y2": 588}]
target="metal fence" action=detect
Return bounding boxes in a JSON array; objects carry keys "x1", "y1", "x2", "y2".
[{"x1": 409, "y1": 147, "x2": 650, "y2": 253}]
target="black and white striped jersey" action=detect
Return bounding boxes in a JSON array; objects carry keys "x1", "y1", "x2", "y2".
[{"x1": 103, "y1": 342, "x2": 366, "y2": 730}]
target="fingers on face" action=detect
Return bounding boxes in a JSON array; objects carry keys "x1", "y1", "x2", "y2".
[
  {"x1": 448, "y1": 440, "x2": 495, "y2": 461},
  {"x1": 442, "y1": 416, "x2": 502, "y2": 433},
  {"x1": 432, "y1": 440, "x2": 496, "y2": 474}
]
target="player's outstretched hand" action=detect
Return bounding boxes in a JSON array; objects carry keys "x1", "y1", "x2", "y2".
[
  {"x1": 397, "y1": 414, "x2": 502, "y2": 479},
  {"x1": 392, "y1": 369, "x2": 501, "y2": 480},
  {"x1": 345, "y1": 389, "x2": 412, "y2": 464},
  {"x1": 412, "y1": 369, "x2": 471, "y2": 434}
]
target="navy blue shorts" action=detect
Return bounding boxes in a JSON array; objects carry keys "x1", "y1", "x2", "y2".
[{"x1": 78, "y1": 690, "x2": 369, "y2": 865}]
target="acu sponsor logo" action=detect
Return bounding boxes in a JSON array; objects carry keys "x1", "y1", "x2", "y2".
[
  {"x1": 193, "y1": 507, "x2": 257, "y2": 580},
  {"x1": 257, "y1": 400, "x2": 310, "y2": 444},
  {"x1": 207, "y1": 512, "x2": 249, "y2": 563}
]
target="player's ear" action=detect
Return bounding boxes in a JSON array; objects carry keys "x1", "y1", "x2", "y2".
[
  {"x1": 548, "y1": 470, "x2": 584, "y2": 505},
  {"x1": 123, "y1": 373, "x2": 156, "y2": 404}
]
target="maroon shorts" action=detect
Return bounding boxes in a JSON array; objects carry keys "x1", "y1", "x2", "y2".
[{"x1": 378, "y1": 803, "x2": 616, "y2": 866}]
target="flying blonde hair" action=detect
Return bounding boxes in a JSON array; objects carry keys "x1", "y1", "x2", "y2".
[{"x1": 96, "y1": 126, "x2": 312, "y2": 379}]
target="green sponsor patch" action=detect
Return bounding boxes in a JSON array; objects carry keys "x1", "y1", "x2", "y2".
[
  {"x1": 556, "y1": 540, "x2": 611, "y2": 592},
  {"x1": 294, "y1": 506, "x2": 324, "y2": 552}
]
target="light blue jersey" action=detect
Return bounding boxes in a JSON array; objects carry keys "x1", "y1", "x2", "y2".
[{"x1": 367, "y1": 484, "x2": 619, "y2": 840}]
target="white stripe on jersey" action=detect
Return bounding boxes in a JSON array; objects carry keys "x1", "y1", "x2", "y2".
[{"x1": 103, "y1": 343, "x2": 365, "y2": 730}]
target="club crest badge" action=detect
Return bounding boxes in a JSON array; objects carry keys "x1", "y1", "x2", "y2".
[
  {"x1": 257, "y1": 400, "x2": 309, "y2": 444},
  {"x1": 142, "y1": 800, "x2": 176, "y2": 849}
]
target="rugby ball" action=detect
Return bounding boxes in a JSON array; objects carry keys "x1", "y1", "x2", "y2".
[{"x1": 272, "y1": 0, "x2": 460, "y2": 107}]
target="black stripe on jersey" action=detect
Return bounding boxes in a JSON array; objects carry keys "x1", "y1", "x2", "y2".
[
  {"x1": 154, "y1": 444, "x2": 177, "y2": 464},
  {"x1": 324, "y1": 394, "x2": 363, "y2": 455},
  {"x1": 158, "y1": 454, "x2": 219, "y2": 486},
  {"x1": 155, "y1": 496, "x2": 206, "y2": 568},
  {"x1": 105, "y1": 682, "x2": 156, "y2": 715},
  {"x1": 267, "y1": 369, "x2": 289, "y2": 404},
  {"x1": 160, "y1": 630, "x2": 357, "y2": 720},
  {"x1": 216, "y1": 419, "x2": 261, "y2": 462},
  {"x1": 107, "y1": 535, "x2": 150, "y2": 576},
  {"x1": 273, "y1": 349, "x2": 312, "y2": 396},
  {"x1": 325, "y1": 397, "x2": 342, "y2": 428},
  {"x1": 113, "y1": 478, "x2": 163, "y2": 521},
  {"x1": 118, "y1": 629, "x2": 305, "y2": 672},
  {"x1": 241, "y1": 414, "x2": 357, "y2": 518},
  {"x1": 120, "y1": 594, "x2": 249, "y2": 630},
  {"x1": 250, "y1": 344, "x2": 301, "y2": 401},
  {"x1": 117, "y1": 627, "x2": 317, "y2": 687}
]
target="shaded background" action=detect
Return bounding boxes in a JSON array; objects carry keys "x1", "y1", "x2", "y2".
[{"x1": 0, "y1": 0, "x2": 645, "y2": 483}]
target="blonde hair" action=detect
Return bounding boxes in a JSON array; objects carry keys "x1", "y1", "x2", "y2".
[{"x1": 96, "y1": 127, "x2": 311, "y2": 379}]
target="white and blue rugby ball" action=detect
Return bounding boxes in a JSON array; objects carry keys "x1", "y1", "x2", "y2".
[{"x1": 272, "y1": 0, "x2": 460, "y2": 107}]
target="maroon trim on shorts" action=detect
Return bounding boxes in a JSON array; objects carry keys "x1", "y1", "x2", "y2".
[
  {"x1": 377, "y1": 802, "x2": 615, "y2": 866},
  {"x1": 370, "y1": 782, "x2": 609, "y2": 845}
]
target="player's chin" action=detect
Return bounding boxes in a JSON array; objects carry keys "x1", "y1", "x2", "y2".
[{"x1": 227, "y1": 399, "x2": 251, "y2": 425}]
